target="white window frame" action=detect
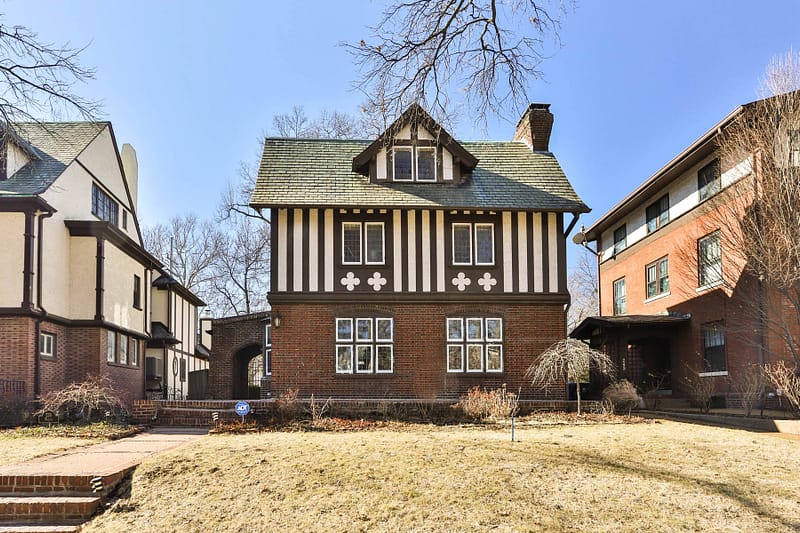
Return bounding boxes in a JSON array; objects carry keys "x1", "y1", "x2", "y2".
[
  {"x1": 376, "y1": 318, "x2": 393, "y2": 342},
  {"x1": 342, "y1": 222, "x2": 385, "y2": 265},
  {"x1": 416, "y1": 146, "x2": 437, "y2": 182},
  {"x1": 452, "y1": 223, "x2": 472, "y2": 265},
  {"x1": 446, "y1": 317, "x2": 503, "y2": 373},
  {"x1": 645, "y1": 256, "x2": 669, "y2": 299},
  {"x1": 119, "y1": 334, "x2": 129, "y2": 365},
  {"x1": 698, "y1": 231, "x2": 722, "y2": 288},
  {"x1": 451, "y1": 223, "x2": 495, "y2": 266},
  {"x1": 356, "y1": 345, "x2": 374, "y2": 373},
  {"x1": 39, "y1": 332, "x2": 55, "y2": 358},
  {"x1": 107, "y1": 331, "x2": 116, "y2": 363},
  {"x1": 336, "y1": 345, "x2": 354, "y2": 374},
  {"x1": 336, "y1": 317, "x2": 394, "y2": 374},
  {"x1": 342, "y1": 222, "x2": 362, "y2": 265},
  {"x1": 613, "y1": 278, "x2": 626, "y2": 316},
  {"x1": 376, "y1": 345, "x2": 394, "y2": 373},
  {"x1": 474, "y1": 223, "x2": 495, "y2": 265},
  {"x1": 393, "y1": 146, "x2": 414, "y2": 181},
  {"x1": 364, "y1": 222, "x2": 385, "y2": 265},
  {"x1": 336, "y1": 318, "x2": 354, "y2": 342}
]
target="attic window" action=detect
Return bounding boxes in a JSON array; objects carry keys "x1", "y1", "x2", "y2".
[
  {"x1": 392, "y1": 146, "x2": 437, "y2": 182},
  {"x1": 92, "y1": 183, "x2": 118, "y2": 225},
  {"x1": 394, "y1": 148, "x2": 413, "y2": 181}
]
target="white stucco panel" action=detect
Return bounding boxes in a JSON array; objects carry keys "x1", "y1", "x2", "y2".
[
  {"x1": 0, "y1": 213, "x2": 25, "y2": 307},
  {"x1": 103, "y1": 241, "x2": 146, "y2": 333},
  {"x1": 68, "y1": 236, "x2": 96, "y2": 319}
]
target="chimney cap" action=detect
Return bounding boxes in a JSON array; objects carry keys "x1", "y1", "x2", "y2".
[{"x1": 516, "y1": 103, "x2": 552, "y2": 127}]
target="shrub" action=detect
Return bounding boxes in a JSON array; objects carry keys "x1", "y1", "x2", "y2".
[
  {"x1": 681, "y1": 365, "x2": 714, "y2": 414},
  {"x1": 763, "y1": 361, "x2": 800, "y2": 416},
  {"x1": 0, "y1": 396, "x2": 30, "y2": 427},
  {"x1": 455, "y1": 385, "x2": 519, "y2": 421},
  {"x1": 276, "y1": 388, "x2": 302, "y2": 421},
  {"x1": 602, "y1": 380, "x2": 640, "y2": 415},
  {"x1": 729, "y1": 364, "x2": 766, "y2": 417},
  {"x1": 641, "y1": 371, "x2": 670, "y2": 410},
  {"x1": 36, "y1": 375, "x2": 127, "y2": 423},
  {"x1": 305, "y1": 394, "x2": 332, "y2": 425}
]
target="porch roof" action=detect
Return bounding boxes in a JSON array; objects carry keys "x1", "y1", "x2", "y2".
[{"x1": 570, "y1": 314, "x2": 690, "y2": 340}]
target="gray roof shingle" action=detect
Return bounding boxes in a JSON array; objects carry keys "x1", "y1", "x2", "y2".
[
  {"x1": 251, "y1": 138, "x2": 588, "y2": 212},
  {"x1": 0, "y1": 122, "x2": 104, "y2": 198}
]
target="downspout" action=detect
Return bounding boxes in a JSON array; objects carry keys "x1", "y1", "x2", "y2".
[{"x1": 33, "y1": 210, "x2": 54, "y2": 399}]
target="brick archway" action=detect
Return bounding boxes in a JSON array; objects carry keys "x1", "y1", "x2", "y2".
[{"x1": 207, "y1": 312, "x2": 269, "y2": 399}]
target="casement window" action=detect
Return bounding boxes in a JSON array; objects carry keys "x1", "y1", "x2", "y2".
[
  {"x1": 698, "y1": 231, "x2": 722, "y2": 287},
  {"x1": 645, "y1": 256, "x2": 669, "y2": 299},
  {"x1": 645, "y1": 194, "x2": 669, "y2": 233},
  {"x1": 119, "y1": 334, "x2": 129, "y2": 365},
  {"x1": 133, "y1": 275, "x2": 142, "y2": 309},
  {"x1": 106, "y1": 330, "x2": 117, "y2": 363},
  {"x1": 452, "y1": 223, "x2": 494, "y2": 265},
  {"x1": 613, "y1": 225, "x2": 627, "y2": 255},
  {"x1": 393, "y1": 146, "x2": 437, "y2": 182},
  {"x1": 342, "y1": 222, "x2": 385, "y2": 265},
  {"x1": 613, "y1": 278, "x2": 626, "y2": 316},
  {"x1": 446, "y1": 317, "x2": 503, "y2": 373},
  {"x1": 335, "y1": 317, "x2": 394, "y2": 374},
  {"x1": 122, "y1": 210, "x2": 128, "y2": 230},
  {"x1": 701, "y1": 322, "x2": 726, "y2": 374},
  {"x1": 698, "y1": 159, "x2": 720, "y2": 201},
  {"x1": 180, "y1": 359, "x2": 187, "y2": 382},
  {"x1": 92, "y1": 183, "x2": 118, "y2": 225},
  {"x1": 130, "y1": 338, "x2": 139, "y2": 366},
  {"x1": 39, "y1": 332, "x2": 55, "y2": 358}
]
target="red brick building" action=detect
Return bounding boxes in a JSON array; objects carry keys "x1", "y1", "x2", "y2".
[
  {"x1": 571, "y1": 98, "x2": 796, "y2": 403},
  {"x1": 251, "y1": 104, "x2": 588, "y2": 400}
]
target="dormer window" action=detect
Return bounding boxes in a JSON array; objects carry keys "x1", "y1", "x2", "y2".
[{"x1": 392, "y1": 146, "x2": 437, "y2": 182}]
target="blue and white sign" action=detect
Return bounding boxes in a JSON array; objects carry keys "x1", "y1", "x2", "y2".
[{"x1": 234, "y1": 401, "x2": 251, "y2": 416}]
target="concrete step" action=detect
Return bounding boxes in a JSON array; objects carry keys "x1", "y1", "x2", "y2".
[
  {"x1": 0, "y1": 522, "x2": 82, "y2": 532},
  {"x1": 0, "y1": 496, "x2": 100, "y2": 522}
]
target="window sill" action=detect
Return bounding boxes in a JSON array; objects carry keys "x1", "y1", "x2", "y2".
[
  {"x1": 39, "y1": 355, "x2": 56, "y2": 361},
  {"x1": 643, "y1": 292, "x2": 671, "y2": 304},
  {"x1": 698, "y1": 371, "x2": 728, "y2": 377},
  {"x1": 107, "y1": 362, "x2": 139, "y2": 369},
  {"x1": 448, "y1": 371, "x2": 505, "y2": 375},
  {"x1": 696, "y1": 280, "x2": 724, "y2": 293},
  {"x1": 334, "y1": 372, "x2": 395, "y2": 378}
]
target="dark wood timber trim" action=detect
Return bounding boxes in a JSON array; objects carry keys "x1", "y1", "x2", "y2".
[
  {"x1": 65, "y1": 220, "x2": 161, "y2": 267},
  {"x1": 268, "y1": 292, "x2": 570, "y2": 305},
  {"x1": 21, "y1": 210, "x2": 34, "y2": 309},
  {"x1": 0, "y1": 307, "x2": 148, "y2": 339},
  {"x1": 0, "y1": 196, "x2": 55, "y2": 213},
  {"x1": 95, "y1": 237, "x2": 104, "y2": 321}
]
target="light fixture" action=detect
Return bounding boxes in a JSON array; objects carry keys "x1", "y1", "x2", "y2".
[
  {"x1": 272, "y1": 313, "x2": 282, "y2": 328},
  {"x1": 571, "y1": 224, "x2": 599, "y2": 256}
]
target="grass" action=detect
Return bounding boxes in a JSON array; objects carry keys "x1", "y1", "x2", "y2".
[
  {"x1": 82, "y1": 419, "x2": 800, "y2": 532},
  {"x1": 0, "y1": 423, "x2": 142, "y2": 466}
]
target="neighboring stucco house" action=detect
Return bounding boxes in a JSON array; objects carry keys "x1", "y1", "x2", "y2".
[
  {"x1": 0, "y1": 122, "x2": 203, "y2": 406},
  {"x1": 571, "y1": 97, "x2": 796, "y2": 404},
  {"x1": 251, "y1": 104, "x2": 589, "y2": 400}
]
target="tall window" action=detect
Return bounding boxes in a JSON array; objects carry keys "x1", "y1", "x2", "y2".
[
  {"x1": 646, "y1": 256, "x2": 669, "y2": 298},
  {"x1": 130, "y1": 338, "x2": 139, "y2": 366},
  {"x1": 393, "y1": 148, "x2": 413, "y2": 181},
  {"x1": 446, "y1": 317, "x2": 503, "y2": 372},
  {"x1": 701, "y1": 322, "x2": 726, "y2": 373},
  {"x1": 342, "y1": 222, "x2": 384, "y2": 265},
  {"x1": 417, "y1": 147, "x2": 436, "y2": 181},
  {"x1": 106, "y1": 331, "x2": 117, "y2": 363},
  {"x1": 452, "y1": 223, "x2": 494, "y2": 265},
  {"x1": 39, "y1": 332, "x2": 55, "y2": 358},
  {"x1": 335, "y1": 317, "x2": 394, "y2": 374},
  {"x1": 646, "y1": 194, "x2": 669, "y2": 233},
  {"x1": 698, "y1": 159, "x2": 720, "y2": 201},
  {"x1": 698, "y1": 231, "x2": 722, "y2": 287},
  {"x1": 789, "y1": 130, "x2": 800, "y2": 167},
  {"x1": 133, "y1": 275, "x2": 142, "y2": 309},
  {"x1": 613, "y1": 278, "x2": 626, "y2": 316},
  {"x1": 613, "y1": 225, "x2": 627, "y2": 255},
  {"x1": 92, "y1": 183, "x2": 118, "y2": 225},
  {"x1": 119, "y1": 334, "x2": 128, "y2": 365}
]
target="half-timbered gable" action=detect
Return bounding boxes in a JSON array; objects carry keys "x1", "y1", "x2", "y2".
[{"x1": 252, "y1": 104, "x2": 588, "y2": 400}]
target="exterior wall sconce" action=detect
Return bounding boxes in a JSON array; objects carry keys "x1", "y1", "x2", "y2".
[
  {"x1": 272, "y1": 313, "x2": 282, "y2": 328},
  {"x1": 571, "y1": 224, "x2": 599, "y2": 256}
]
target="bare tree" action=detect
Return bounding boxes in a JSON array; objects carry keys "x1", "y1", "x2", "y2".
[
  {"x1": 567, "y1": 248, "x2": 598, "y2": 332},
  {"x1": 210, "y1": 215, "x2": 271, "y2": 316},
  {"x1": 306, "y1": 109, "x2": 362, "y2": 138},
  {"x1": 271, "y1": 106, "x2": 310, "y2": 138},
  {"x1": 526, "y1": 338, "x2": 615, "y2": 415},
  {"x1": 0, "y1": 20, "x2": 99, "y2": 131},
  {"x1": 143, "y1": 214, "x2": 223, "y2": 297},
  {"x1": 345, "y1": 0, "x2": 571, "y2": 126}
]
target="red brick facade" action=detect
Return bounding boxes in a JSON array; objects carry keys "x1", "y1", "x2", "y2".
[
  {"x1": 270, "y1": 303, "x2": 567, "y2": 400},
  {"x1": 207, "y1": 313, "x2": 268, "y2": 400}
]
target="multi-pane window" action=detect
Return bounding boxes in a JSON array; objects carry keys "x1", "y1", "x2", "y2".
[
  {"x1": 646, "y1": 194, "x2": 669, "y2": 233},
  {"x1": 698, "y1": 159, "x2": 720, "y2": 201},
  {"x1": 119, "y1": 334, "x2": 128, "y2": 365},
  {"x1": 701, "y1": 322, "x2": 726, "y2": 373},
  {"x1": 452, "y1": 223, "x2": 494, "y2": 265},
  {"x1": 180, "y1": 359, "x2": 187, "y2": 382},
  {"x1": 133, "y1": 275, "x2": 141, "y2": 309},
  {"x1": 342, "y1": 222, "x2": 384, "y2": 265},
  {"x1": 92, "y1": 183, "x2": 118, "y2": 225},
  {"x1": 335, "y1": 317, "x2": 394, "y2": 374},
  {"x1": 130, "y1": 338, "x2": 139, "y2": 366},
  {"x1": 393, "y1": 146, "x2": 437, "y2": 181},
  {"x1": 39, "y1": 332, "x2": 55, "y2": 358},
  {"x1": 646, "y1": 256, "x2": 669, "y2": 298},
  {"x1": 417, "y1": 147, "x2": 436, "y2": 181},
  {"x1": 446, "y1": 317, "x2": 503, "y2": 373},
  {"x1": 394, "y1": 148, "x2": 413, "y2": 181},
  {"x1": 613, "y1": 225, "x2": 627, "y2": 255},
  {"x1": 106, "y1": 331, "x2": 116, "y2": 363},
  {"x1": 698, "y1": 231, "x2": 722, "y2": 287},
  {"x1": 613, "y1": 278, "x2": 626, "y2": 316}
]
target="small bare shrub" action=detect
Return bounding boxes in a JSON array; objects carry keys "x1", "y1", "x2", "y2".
[
  {"x1": 641, "y1": 371, "x2": 670, "y2": 410},
  {"x1": 277, "y1": 388, "x2": 301, "y2": 421},
  {"x1": 729, "y1": 364, "x2": 766, "y2": 417},
  {"x1": 0, "y1": 396, "x2": 30, "y2": 427},
  {"x1": 602, "y1": 380, "x2": 640, "y2": 415},
  {"x1": 763, "y1": 361, "x2": 800, "y2": 416},
  {"x1": 681, "y1": 365, "x2": 715, "y2": 414},
  {"x1": 413, "y1": 398, "x2": 434, "y2": 421},
  {"x1": 36, "y1": 376, "x2": 127, "y2": 423},
  {"x1": 456, "y1": 385, "x2": 519, "y2": 421},
  {"x1": 306, "y1": 395, "x2": 332, "y2": 425}
]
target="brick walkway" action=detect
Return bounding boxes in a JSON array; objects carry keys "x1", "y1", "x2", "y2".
[{"x1": 0, "y1": 427, "x2": 207, "y2": 532}]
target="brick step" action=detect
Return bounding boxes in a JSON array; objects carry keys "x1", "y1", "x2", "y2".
[
  {"x1": 0, "y1": 521, "x2": 82, "y2": 532},
  {"x1": 0, "y1": 472, "x2": 126, "y2": 494},
  {"x1": 0, "y1": 496, "x2": 100, "y2": 522}
]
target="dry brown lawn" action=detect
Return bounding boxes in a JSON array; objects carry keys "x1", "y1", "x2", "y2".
[{"x1": 85, "y1": 420, "x2": 800, "y2": 532}]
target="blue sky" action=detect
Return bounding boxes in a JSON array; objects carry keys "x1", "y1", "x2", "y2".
[{"x1": 3, "y1": 1, "x2": 799, "y2": 256}]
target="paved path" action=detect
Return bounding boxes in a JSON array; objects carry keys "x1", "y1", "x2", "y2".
[{"x1": 0, "y1": 427, "x2": 207, "y2": 477}]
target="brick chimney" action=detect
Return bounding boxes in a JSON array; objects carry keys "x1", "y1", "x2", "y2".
[{"x1": 513, "y1": 103, "x2": 554, "y2": 151}]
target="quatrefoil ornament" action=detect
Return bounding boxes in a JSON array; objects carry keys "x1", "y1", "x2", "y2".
[
  {"x1": 451, "y1": 272, "x2": 472, "y2": 292},
  {"x1": 367, "y1": 272, "x2": 387, "y2": 291},
  {"x1": 340, "y1": 272, "x2": 361, "y2": 291},
  {"x1": 477, "y1": 272, "x2": 497, "y2": 292}
]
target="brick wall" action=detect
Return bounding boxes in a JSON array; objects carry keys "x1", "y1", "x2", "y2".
[
  {"x1": 271, "y1": 303, "x2": 567, "y2": 400},
  {"x1": 0, "y1": 317, "x2": 35, "y2": 400},
  {"x1": 208, "y1": 314, "x2": 267, "y2": 399}
]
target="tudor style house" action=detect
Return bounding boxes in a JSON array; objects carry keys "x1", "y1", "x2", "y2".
[
  {"x1": 0, "y1": 122, "x2": 204, "y2": 406},
  {"x1": 251, "y1": 104, "x2": 589, "y2": 400},
  {"x1": 571, "y1": 96, "x2": 797, "y2": 404}
]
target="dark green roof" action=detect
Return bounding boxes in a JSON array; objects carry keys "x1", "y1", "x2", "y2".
[
  {"x1": 251, "y1": 138, "x2": 588, "y2": 212},
  {"x1": 0, "y1": 122, "x2": 104, "y2": 198}
]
